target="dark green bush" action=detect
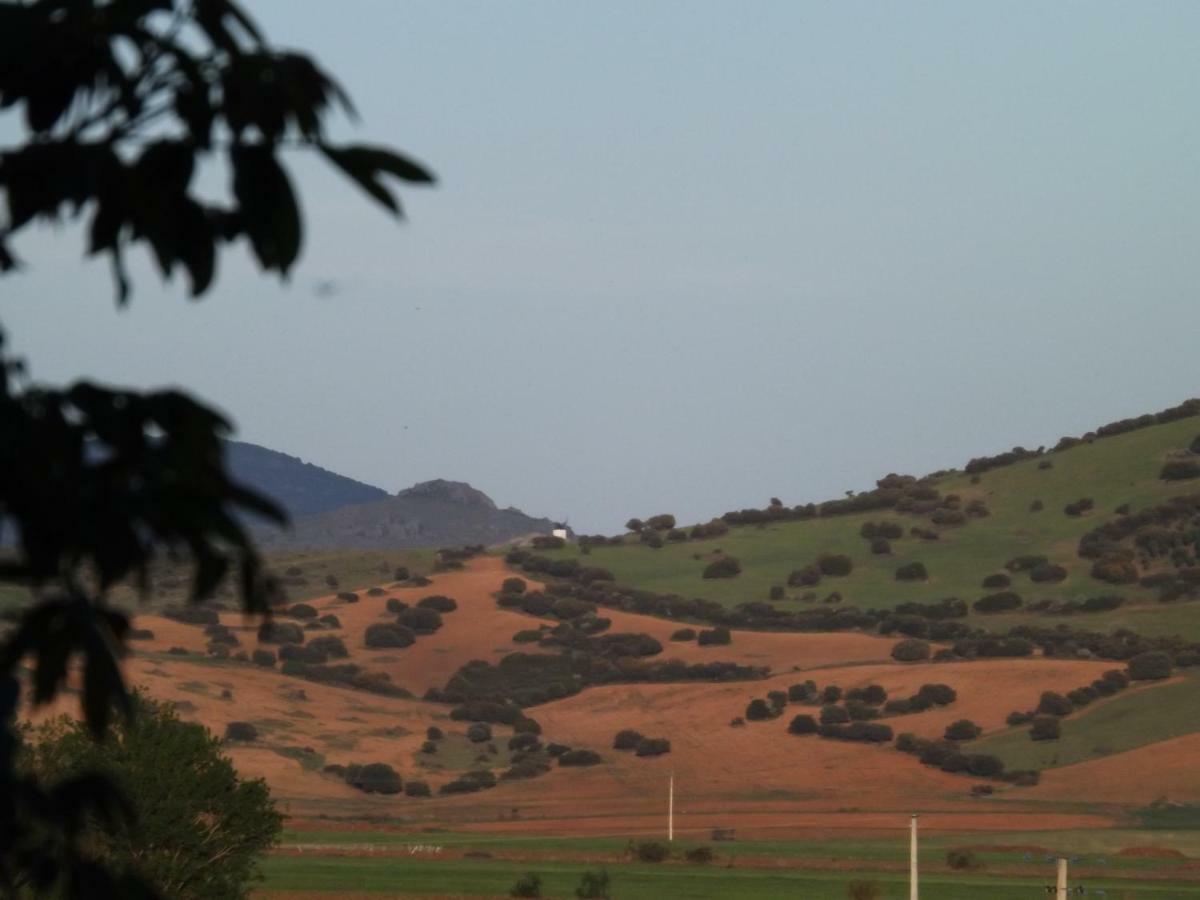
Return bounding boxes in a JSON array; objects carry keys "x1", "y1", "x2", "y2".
[
  {"x1": 702, "y1": 557, "x2": 742, "y2": 579},
  {"x1": 509, "y1": 872, "x2": 542, "y2": 897},
  {"x1": 981, "y1": 573, "x2": 1011, "y2": 589},
  {"x1": 397, "y1": 606, "x2": 443, "y2": 634},
  {"x1": 1030, "y1": 563, "x2": 1068, "y2": 583},
  {"x1": 1161, "y1": 460, "x2": 1200, "y2": 481},
  {"x1": 634, "y1": 841, "x2": 669, "y2": 863},
  {"x1": 288, "y1": 603, "x2": 318, "y2": 619},
  {"x1": 870, "y1": 538, "x2": 891, "y2": 555},
  {"x1": 817, "y1": 554, "x2": 853, "y2": 576},
  {"x1": 746, "y1": 699, "x2": 778, "y2": 721},
  {"x1": 943, "y1": 720, "x2": 981, "y2": 741},
  {"x1": 635, "y1": 738, "x2": 670, "y2": 757},
  {"x1": 895, "y1": 562, "x2": 928, "y2": 582},
  {"x1": 973, "y1": 592, "x2": 1022, "y2": 613},
  {"x1": 787, "y1": 566, "x2": 821, "y2": 587},
  {"x1": 1128, "y1": 650, "x2": 1173, "y2": 681},
  {"x1": 891, "y1": 638, "x2": 931, "y2": 662},
  {"x1": 613, "y1": 729, "x2": 643, "y2": 750},
  {"x1": 697, "y1": 627, "x2": 732, "y2": 646},
  {"x1": 257, "y1": 621, "x2": 305, "y2": 645},
  {"x1": 364, "y1": 623, "x2": 416, "y2": 649},
  {"x1": 670, "y1": 628, "x2": 697, "y2": 642},
  {"x1": 251, "y1": 648, "x2": 276, "y2": 667},
  {"x1": 404, "y1": 780, "x2": 431, "y2": 798},
  {"x1": 1036, "y1": 692, "x2": 1073, "y2": 717},
  {"x1": 336, "y1": 591, "x2": 359, "y2": 603},
  {"x1": 1030, "y1": 717, "x2": 1061, "y2": 741},
  {"x1": 819, "y1": 705, "x2": 850, "y2": 725},
  {"x1": 559, "y1": 749, "x2": 603, "y2": 767},
  {"x1": 418, "y1": 594, "x2": 457, "y2": 612},
  {"x1": 502, "y1": 577, "x2": 527, "y2": 594},
  {"x1": 345, "y1": 762, "x2": 403, "y2": 795},
  {"x1": 307, "y1": 636, "x2": 348, "y2": 659},
  {"x1": 224, "y1": 722, "x2": 257, "y2": 742},
  {"x1": 1091, "y1": 557, "x2": 1138, "y2": 584},
  {"x1": 467, "y1": 723, "x2": 493, "y2": 743},
  {"x1": 788, "y1": 714, "x2": 818, "y2": 735}
]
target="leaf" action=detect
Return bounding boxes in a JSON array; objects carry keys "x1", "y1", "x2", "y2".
[{"x1": 230, "y1": 145, "x2": 301, "y2": 275}]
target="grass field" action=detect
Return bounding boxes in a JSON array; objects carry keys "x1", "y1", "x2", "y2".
[
  {"x1": 259, "y1": 829, "x2": 1200, "y2": 898},
  {"x1": 524, "y1": 416, "x2": 1200, "y2": 623},
  {"x1": 970, "y1": 674, "x2": 1200, "y2": 771}
]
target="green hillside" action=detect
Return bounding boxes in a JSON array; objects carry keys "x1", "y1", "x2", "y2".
[{"x1": 527, "y1": 411, "x2": 1200, "y2": 637}]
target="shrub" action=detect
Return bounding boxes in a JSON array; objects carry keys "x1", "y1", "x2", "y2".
[
  {"x1": 366, "y1": 587, "x2": 386, "y2": 597},
  {"x1": 467, "y1": 723, "x2": 493, "y2": 743},
  {"x1": 613, "y1": 729, "x2": 643, "y2": 750},
  {"x1": 1030, "y1": 563, "x2": 1068, "y2": 583},
  {"x1": 1161, "y1": 459, "x2": 1200, "y2": 481},
  {"x1": 502, "y1": 577, "x2": 527, "y2": 594},
  {"x1": 944, "y1": 720, "x2": 981, "y2": 741},
  {"x1": 1030, "y1": 717, "x2": 1061, "y2": 741},
  {"x1": 702, "y1": 557, "x2": 742, "y2": 579},
  {"x1": 287, "y1": 603, "x2": 317, "y2": 620},
  {"x1": 575, "y1": 869, "x2": 612, "y2": 898},
  {"x1": 891, "y1": 638, "x2": 930, "y2": 662},
  {"x1": 251, "y1": 648, "x2": 276, "y2": 667},
  {"x1": 847, "y1": 881, "x2": 882, "y2": 900},
  {"x1": 1128, "y1": 650, "x2": 1173, "y2": 681},
  {"x1": 427, "y1": 726, "x2": 444, "y2": 741},
  {"x1": 385, "y1": 597, "x2": 408, "y2": 614},
  {"x1": 769, "y1": 585, "x2": 785, "y2": 600},
  {"x1": 916, "y1": 683, "x2": 957, "y2": 705},
  {"x1": 634, "y1": 841, "x2": 669, "y2": 863},
  {"x1": 393, "y1": 566, "x2": 410, "y2": 582},
  {"x1": 336, "y1": 591, "x2": 359, "y2": 603},
  {"x1": 257, "y1": 621, "x2": 305, "y2": 644},
  {"x1": 440, "y1": 770, "x2": 498, "y2": 795},
  {"x1": 682, "y1": 846, "x2": 714, "y2": 865},
  {"x1": 397, "y1": 607, "x2": 443, "y2": 634},
  {"x1": 1006, "y1": 711, "x2": 1032, "y2": 726},
  {"x1": 1091, "y1": 557, "x2": 1138, "y2": 584},
  {"x1": 318, "y1": 613, "x2": 341, "y2": 627},
  {"x1": 325, "y1": 575, "x2": 339, "y2": 588},
  {"x1": 819, "y1": 705, "x2": 850, "y2": 725},
  {"x1": 1036, "y1": 692, "x2": 1073, "y2": 717},
  {"x1": 746, "y1": 699, "x2": 778, "y2": 721},
  {"x1": 670, "y1": 628, "x2": 697, "y2": 642},
  {"x1": 786, "y1": 713, "x2": 819, "y2": 735},
  {"x1": 967, "y1": 754, "x2": 1004, "y2": 777},
  {"x1": 1005, "y1": 555, "x2": 1047, "y2": 572},
  {"x1": 895, "y1": 561, "x2": 928, "y2": 581},
  {"x1": 278, "y1": 643, "x2": 327, "y2": 664},
  {"x1": 364, "y1": 623, "x2": 416, "y2": 649},
  {"x1": 788, "y1": 681, "x2": 817, "y2": 702},
  {"x1": 817, "y1": 554, "x2": 853, "y2": 576},
  {"x1": 559, "y1": 749, "x2": 603, "y2": 767},
  {"x1": 1081, "y1": 595, "x2": 1124, "y2": 612},
  {"x1": 635, "y1": 738, "x2": 671, "y2": 757},
  {"x1": 509, "y1": 872, "x2": 542, "y2": 898},
  {"x1": 1064, "y1": 498, "x2": 1095, "y2": 517},
  {"x1": 821, "y1": 685, "x2": 843, "y2": 703},
  {"x1": 345, "y1": 762, "x2": 402, "y2": 795},
  {"x1": 869, "y1": 538, "x2": 891, "y2": 555},
  {"x1": 946, "y1": 849, "x2": 980, "y2": 871},
  {"x1": 418, "y1": 594, "x2": 457, "y2": 612},
  {"x1": 697, "y1": 627, "x2": 732, "y2": 646},
  {"x1": 973, "y1": 592, "x2": 1022, "y2": 613},
  {"x1": 981, "y1": 573, "x2": 1011, "y2": 589},
  {"x1": 787, "y1": 565, "x2": 821, "y2": 587},
  {"x1": 224, "y1": 722, "x2": 257, "y2": 742},
  {"x1": 162, "y1": 606, "x2": 220, "y2": 626},
  {"x1": 404, "y1": 780, "x2": 431, "y2": 798}
]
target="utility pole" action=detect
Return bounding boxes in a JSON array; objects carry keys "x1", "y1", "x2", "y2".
[
  {"x1": 909, "y1": 814, "x2": 919, "y2": 900},
  {"x1": 668, "y1": 772, "x2": 675, "y2": 842},
  {"x1": 1055, "y1": 857, "x2": 1068, "y2": 899}
]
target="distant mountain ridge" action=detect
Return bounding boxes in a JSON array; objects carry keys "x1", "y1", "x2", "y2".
[
  {"x1": 224, "y1": 442, "x2": 554, "y2": 550},
  {"x1": 225, "y1": 441, "x2": 389, "y2": 520}
]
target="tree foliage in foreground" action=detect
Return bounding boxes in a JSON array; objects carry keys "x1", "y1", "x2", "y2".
[
  {"x1": 0, "y1": 1, "x2": 434, "y2": 895},
  {"x1": 23, "y1": 693, "x2": 281, "y2": 899}
]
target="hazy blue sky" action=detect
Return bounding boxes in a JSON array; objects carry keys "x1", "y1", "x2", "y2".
[{"x1": 2, "y1": 1, "x2": 1198, "y2": 532}]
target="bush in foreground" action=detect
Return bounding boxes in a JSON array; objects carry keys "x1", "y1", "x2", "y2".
[
  {"x1": 1128, "y1": 650, "x2": 1173, "y2": 681},
  {"x1": 891, "y1": 638, "x2": 931, "y2": 662}
]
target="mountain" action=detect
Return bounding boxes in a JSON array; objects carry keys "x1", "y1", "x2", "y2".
[
  {"x1": 225, "y1": 441, "x2": 389, "y2": 520},
  {"x1": 253, "y1": 477, "x2": 557, "y2": 550}
]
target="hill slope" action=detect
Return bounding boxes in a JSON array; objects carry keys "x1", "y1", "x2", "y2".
[
  {"x1": 226, "y1": 441, "x2": 388, "y2": 519},
  {"x1": 256, "y1": 479, "x2": 557, "y2": 550}
]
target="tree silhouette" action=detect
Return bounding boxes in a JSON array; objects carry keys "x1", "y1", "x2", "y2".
[{"x1": 0, "y1": 1, "x2": 434, "y2": 894}]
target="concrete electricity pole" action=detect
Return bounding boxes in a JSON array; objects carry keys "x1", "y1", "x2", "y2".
[
  {"x1": 1056, "y1": 857, "x2": 1068, "y2": 899},
  {"x1": 909, "y1": 814, "x2": 919, "y2": 900},
  {"x1": 668, "y1": 772, "x2": 675, "y2": 842}
]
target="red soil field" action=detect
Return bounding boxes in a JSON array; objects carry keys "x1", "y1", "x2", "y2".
[
  {"x1": 18, "y1": 557, "x2": 1139, "y2": 834},
  {"x1": 1026, "y1": 732, "x2": 1200, "y2": 805}
]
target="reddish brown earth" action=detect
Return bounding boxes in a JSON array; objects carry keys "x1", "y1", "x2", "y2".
[
  {"x1": 1026, "y1": 732, "x2": 1200, "y2": 805},
  {"x1": 22, "y1": 557, "x2": 1156, "y2": 835}
]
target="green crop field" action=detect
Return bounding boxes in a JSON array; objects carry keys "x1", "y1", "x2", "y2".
[
  {"x1": 970, "y1": 674, "x2": 1200, "y2": 771},
  {"x1": 261, "y1": 829, "x2": 1200, "y2": 898},
  {"x1": 522, "y1": 416, "x2": 1200, "y2": 632}
]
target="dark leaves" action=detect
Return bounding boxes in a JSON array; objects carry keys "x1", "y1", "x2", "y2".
[
  {"x1": 320, "y1": 144, "x2": 436, "y2": 217},
  {"x1": 231, "y1": 144, "x2": 301, "y2": 274}
]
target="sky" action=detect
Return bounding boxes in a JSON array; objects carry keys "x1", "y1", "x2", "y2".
[{"x1": 2, "y1": 1, "x2": 1198, "y2": 533}]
